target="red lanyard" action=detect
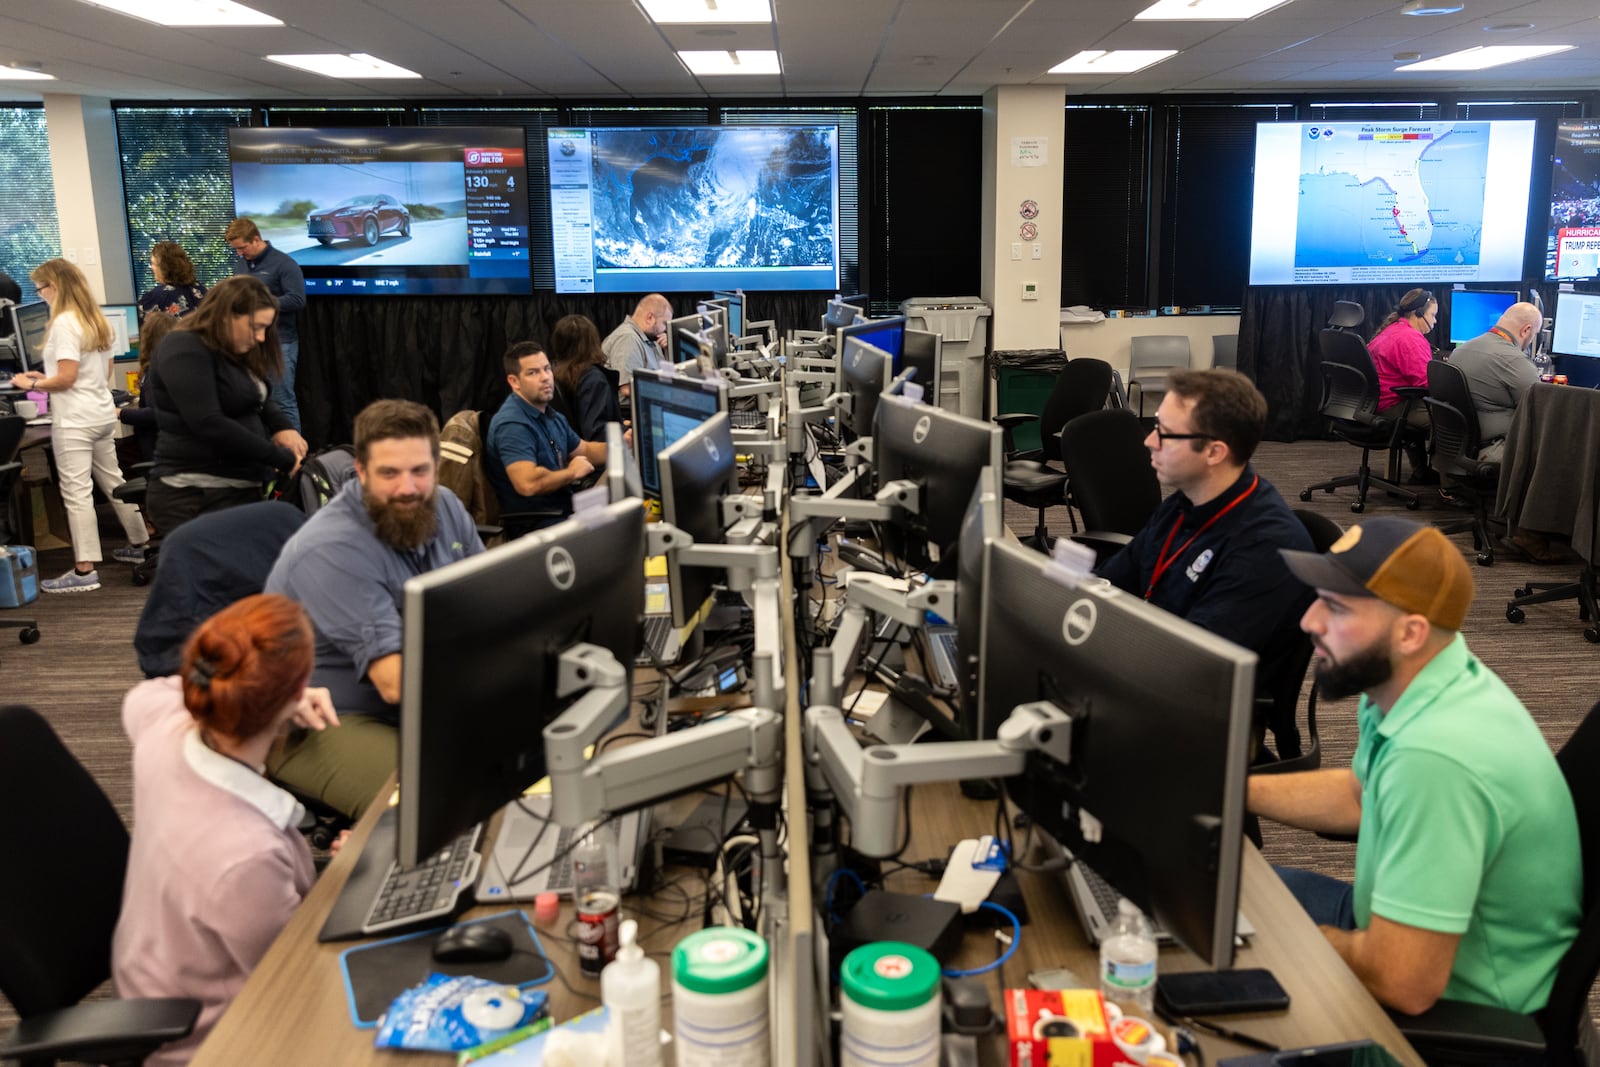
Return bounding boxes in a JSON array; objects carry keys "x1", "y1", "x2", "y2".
[
  {"x1": 1144, "y1": 475, "x2": 1259, "y2": 600},
  {"x1": 1489, "y1": 326, "x2": 1517, "y2": 345}
]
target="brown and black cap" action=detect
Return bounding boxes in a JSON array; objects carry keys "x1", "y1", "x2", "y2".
[{"x1": 1280, "y1": 516, "x2": 1473, "y2": 632}]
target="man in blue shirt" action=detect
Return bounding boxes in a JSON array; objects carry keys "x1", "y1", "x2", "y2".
[
  {"x1": 227, "y1": 217, "x2": 307, "y2": 432},
  {"x1": 266, "y1": 399, "x2": 483, "y2": 817},
  {"x1": 486, "y1": 341, "x2": 607, "y2": 533}
]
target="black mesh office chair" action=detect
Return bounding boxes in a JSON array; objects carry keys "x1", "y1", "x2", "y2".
[
  {"x1": 0, "y1": 705, "x2": 200, "y2": 1065},
  {"x1": 1059, "y1": 408, "x2": 1161, "y2": 566},
  {"x1": 1394, "y1": 699, "x2": 1600, "y2": 1065},
  {"x1": 1300, "y1": 302, "x2": 1422, "y2": 514},
  {"x1": 0, "y1": 414, "x2": 41, "y2": 651},
  {"x1": 997, "y1": 358, "x2": 1113, "y2": 551},
  {"x1": 1424, "y1": 361, "x2": 1498, "y2": 568}
]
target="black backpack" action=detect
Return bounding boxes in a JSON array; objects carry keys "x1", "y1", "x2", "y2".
[{"x1": 277, "y1": 444, "x2": 358, "y2": 515}]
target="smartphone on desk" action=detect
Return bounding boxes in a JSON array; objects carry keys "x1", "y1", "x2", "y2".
[{"x1": 1156, "y1": 967, "x2": 1289, "y2": 1016}]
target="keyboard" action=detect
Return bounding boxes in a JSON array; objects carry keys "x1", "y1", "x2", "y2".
[
  {"x1": 730, "y1": 407, "x2": 764, "y2": 429},
  {"x1": 1067, "y1": 856, "x2": 1254, "y2": 947},
  {"x1": 361, "y1": 823, "x2": 483, "y2": 934},
  {"x1": 925, "y1": 628, "x2": 961, "y2": 691},
  {"x1": 636, "y1": 613, "x2": 682, "y2": 667}
]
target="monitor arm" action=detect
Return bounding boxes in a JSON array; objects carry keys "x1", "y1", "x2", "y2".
[
  {"x1": 785, "y1": 477, "x2": 922, "y2": 581},
  {"x1": 810, "y1": 573, "x2": 956, "y2": 698}
]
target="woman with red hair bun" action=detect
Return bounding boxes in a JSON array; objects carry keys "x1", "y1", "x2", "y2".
[{"x1": 112, "y1": 593, "x2": 342, "y2": 1065}]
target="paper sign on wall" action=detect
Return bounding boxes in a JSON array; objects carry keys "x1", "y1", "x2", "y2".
[{"x1": 1011, "y1": 137, "x2": 1048, "y2": 167}]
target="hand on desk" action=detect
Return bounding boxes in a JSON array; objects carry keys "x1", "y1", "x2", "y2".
[{"x1": 291, "y1": 686, "x2": 340, "y2": 732}]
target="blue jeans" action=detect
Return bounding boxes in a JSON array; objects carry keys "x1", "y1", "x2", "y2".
[
  {"x1": 1273, "y1": 865, "x2": 1357, "y2": 930},
  {"x1": 271, "y1": 339, "x2": 301, "y2": 432}
]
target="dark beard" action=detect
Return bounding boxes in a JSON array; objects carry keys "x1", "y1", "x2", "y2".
[
  {"x1": 365, "y1": 488, "x2": 438, "y2": 551},
  {"x1": 1313, "y1": 643, "x2": 1394, "y2": 702}
]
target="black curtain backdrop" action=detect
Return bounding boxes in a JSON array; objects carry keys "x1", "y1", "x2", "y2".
[
  {"x1": 1238, "y1": 284, "x2": 1425, "y2": 442},
  {"x1": 295, "y1": 290, "x2": 832, "y2": 447}
]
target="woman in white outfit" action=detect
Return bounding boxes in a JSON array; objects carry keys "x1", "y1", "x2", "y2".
[{"x1": 12, "y1": 258, "x2": 149, "y2": 592}]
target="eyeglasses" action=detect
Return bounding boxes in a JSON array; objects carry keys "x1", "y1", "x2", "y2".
[{"x1": 1151, "y1": 422, "x2": 1213, "y2": 446}]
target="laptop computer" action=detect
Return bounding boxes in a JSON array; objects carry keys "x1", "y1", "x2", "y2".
[
  {"x1": 474, "y1": 795, "x2": 650, "y2": 903},
  {"x1": 639, "y1": 578, "x2": 685, "y2": 667},
  {"x1": 1064, "y1": 850, "x2": 1255, "y2": 948}
]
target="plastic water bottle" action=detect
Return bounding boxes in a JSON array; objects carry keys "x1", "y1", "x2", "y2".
[
  {"x1": 602, "y1": 920, "x2": 662, "y2": 1067},
  {"x1": 1100, "y1": 898, "x2": 1157, "y2": 1013}
]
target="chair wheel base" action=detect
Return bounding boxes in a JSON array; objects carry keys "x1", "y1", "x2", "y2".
[
  {"x1": 1476, "y1": 552, "x2": 1493, "y2": 567},
  {"x1": 1507, "y1": 606, "x2": 1526, "y2": 624},
  {"x1": 1588, "y1": 628, "x2": 1600, "y2": 645},
  {"x1": 1351, "y1": 502, "x2": 1365, "y2": 514},
  {"x1": 18, "y1": 627, "x2": 39, "y2": 644}
]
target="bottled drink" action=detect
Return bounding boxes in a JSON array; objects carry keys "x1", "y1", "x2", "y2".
[{"x1": 1100, "y1": 897, "x2": 1157, "y2": 1013}]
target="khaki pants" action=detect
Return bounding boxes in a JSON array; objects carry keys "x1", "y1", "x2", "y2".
[{"x1": 267, "y1": 713, "x2": 397, "y2": 820}]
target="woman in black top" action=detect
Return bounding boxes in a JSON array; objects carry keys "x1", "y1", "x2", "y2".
[
  {"x1": 137, "y1": 241, "x2": 207, "y2": 320},
  {"x1": 118, "y1": 311, "x2": 178, "y2": 466},
  {"x1": 145, "y1": 276, "x2": 307, "y2": 534},
  {"x1": 550, "y1": 313, "x2": 624, "y2": 442}
]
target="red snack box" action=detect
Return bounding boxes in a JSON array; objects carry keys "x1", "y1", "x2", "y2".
[{"x1": 1005, "y1": 988, "x2": 1128, "y2": 1067}]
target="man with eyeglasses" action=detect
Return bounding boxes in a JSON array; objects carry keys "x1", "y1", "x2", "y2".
[{"x1": 1098, "y1": 368, "x2": 1315, "y2": 758}]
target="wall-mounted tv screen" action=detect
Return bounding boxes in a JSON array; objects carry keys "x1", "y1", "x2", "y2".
[
  {"x1": 1548, "y1": 120, "x2": 1600, "y2": 282},
  {"x1": 1552, "y1": 290, "x2": 1600, "y2": 359},
  {"x1": 228, "y1": 127, "x2": 531, "y2": 296},
  {"x1": 548, "y1": 125, "x2": 840, "y2": 294},
  {"x1": 1248, "y1": 121, "x2": 1536, "y2": 286}
]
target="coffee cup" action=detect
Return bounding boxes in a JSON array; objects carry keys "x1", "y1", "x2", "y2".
[{"x1": 13, "y1": 400, "x2": 39, "y2": 419}]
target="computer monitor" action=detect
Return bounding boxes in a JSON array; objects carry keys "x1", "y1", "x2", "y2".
[
  {"x1": 901, "y1": 328, "x2": 942, "y2": 397},
  {"x1": 1448, "y1": 290, "x2": 1518, "y2": 347},
  {"x1": 659, "y1": 411, "x2": 737, "y2": 630},
  {"x1": 1551, "y1": 290, "x2": 1600, "y2": 360},
  {"x1": 954, "y1": 470, "x2": 1002, "y2": 738},
  {"x1": 631, "y1": 367, "x2": 727, "y2": 499},
  {"x1": 709, "y1": 292, "x2": 744, "y2": 339},
  {"x1": 6, "y1": 302, "x2": 49, "y2": 371},
  {"x1": 604, "y1": 421, "x2": 642, "y2": 503},
  {"x1": 397, "y1": 499, "x2": 645, "y2": 867},
  {"x1": 975, "y1": 537, "x2": 1254, "y2": 967},
  {"x1": 838, "y1": 316, "x2": 906, "y2": 369},
  {"x1": 838, "y1": 336, "x2": 893, "y2": 440},
  {"x1": 873, "y1": 395, "x2": 1003, "y2": 576},
  {"x1": 100, "y1": 304, "x2": 139, "y2": 359},
  {"x1": 823, "y1": 300, "x2": 861, "y2": 332}
]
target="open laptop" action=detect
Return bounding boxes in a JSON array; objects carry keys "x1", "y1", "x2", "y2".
[
  {"x1": 1063, "y1": 849, "x2": 1255, "y2": 948},
  {"x1": 474, "y1": 797, "x2": 650, "y2": 903},
  {"x1": 638, "y1": 567, "x2": 685, "y2": 667}
]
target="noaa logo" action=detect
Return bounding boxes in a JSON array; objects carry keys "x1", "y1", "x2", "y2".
[
  {"x1": 913, "y1": 415, "x2": 932, "y2": 445},
  {"x1": 704, "y1": 435, "x2": 721, "y2": 462},
  {"x1": 467, "y1": 151, "x2": 481, "y2": 164},
  {"x1": 1185, "y1": 548, "x2": 1214, "y2": 582},
  {"x1": 1061, "y1": 598, "x2": 1097, "y2": 646},
  {"x1": 547, "y1": 547, "x2": 576, "y2": 591},
  {"x1": 560, "y1": 140, "x2": 576, "y2": 157}
]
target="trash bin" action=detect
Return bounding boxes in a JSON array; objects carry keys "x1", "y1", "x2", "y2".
[
  {"x1": 990, "y1": 349, "x2": 1068, "y2": 454},
  {"x1": 901, "y1": 297, "x2": 991, "y2": 419}
]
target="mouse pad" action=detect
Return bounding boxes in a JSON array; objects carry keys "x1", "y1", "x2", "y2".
[{"x1": 338, "y1": 910, "x2": 553, "y2": 1028}]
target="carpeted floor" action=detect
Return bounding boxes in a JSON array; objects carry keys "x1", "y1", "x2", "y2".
[{"x1": 3, "y1": 436, "x2": 1597, "y2": 1041}]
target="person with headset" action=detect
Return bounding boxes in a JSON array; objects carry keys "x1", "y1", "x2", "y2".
[{"x1": 1366, "y1": 288, "x2": 1438, "y2": 484}]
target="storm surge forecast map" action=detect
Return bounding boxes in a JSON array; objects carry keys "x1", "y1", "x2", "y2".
[{"x1": 1295, "y1": 123, "x2": 1491, "y2": 271}]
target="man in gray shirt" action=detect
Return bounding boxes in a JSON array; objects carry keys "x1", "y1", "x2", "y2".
[
  {"x1": 602, "y1": 293, "x2": 673, "y2": 399},
  {"x1": 1446, "y1": 302, "x2": 1541, "y2": 464}
]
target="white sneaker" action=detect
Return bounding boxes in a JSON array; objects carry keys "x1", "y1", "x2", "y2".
[{"x1": 41, "y1": 568, "x2": 101, "y2": 593}]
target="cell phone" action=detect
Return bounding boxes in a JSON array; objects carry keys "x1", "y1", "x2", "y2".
[{"x1": 1155, "y1": 968, "x2": 1290, "y2": 1016}]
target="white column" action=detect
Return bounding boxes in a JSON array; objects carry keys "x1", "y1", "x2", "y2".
[
  {"x1": 42, "y1": 94, "x2": 134, "y2": 304},
  {"x1": 980, "y1": 85, "x2": 1066, "y2": 354}
]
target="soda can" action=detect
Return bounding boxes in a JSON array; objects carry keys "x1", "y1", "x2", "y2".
[
  {"x1": 575, "y1": 889, "x2": 620, "y2": 978},
  {"x1": 1540, "y1": 374, "x2": 1556, "y2": 383},
  {"x1": 1555, "y1": 374, "x2": 1569, "y2": 386}
]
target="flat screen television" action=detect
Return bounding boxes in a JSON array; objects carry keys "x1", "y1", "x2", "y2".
[
  {"x1": 1548, "y1": 120, "x2": 1600, "y2": 282},
  {"x1": 1248, "y1": 120, "x2": 1536, "y2": 286},
  {"x1": 227, "y1": 127, "x2": 532, "y2": 296},
  {"x1": 547, "y1": 125, "x2": 840, "y2": 294},
  {"x1": 1447, "y1": 289, "x2": 1518, "y2": 347},
  {"x1": 1551, "y1": 290, "x2": 1600, "y2": 360}
]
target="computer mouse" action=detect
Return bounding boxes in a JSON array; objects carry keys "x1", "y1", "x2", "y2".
[{"x1": 431, "y1": 923, "x2": 514, "y2": 964}]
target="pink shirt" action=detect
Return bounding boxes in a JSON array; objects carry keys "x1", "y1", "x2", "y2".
[
  {"x1": 1366, "y1": 320, "x2": 1432, "y2": 410},
  {"x1": 112, "y1": 677, "x2": 314, "y2": 1066}
]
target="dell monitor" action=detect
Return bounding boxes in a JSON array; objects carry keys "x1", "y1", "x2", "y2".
[
  {"x1": 6, "y1": 302, "x2": 49, "y2": 371},
  {"x1": 709, "y1": 292, "x2": 744, "y2": 339},
  {"x1": 397, "y1": 499, "x2": 645, "y2": 867},
  {"x1": 975, "y1": 536, "x2": 1254, "y2": 967},
  {"x1": 838, "y1": 336, "x2": 893, "y2": 441},
  {"x1": 1448, "y1": 290, "x2": 1519, "y2": 348},
  {"x1": 873, "y1": 395, "x2": 1003, "y2": 576},
  {"x1": 1551, "y1": 290, "x2": 1600, "y2": 360},
  {"x1": 823, "y1": 300, "x2": 861, "y2": 333},
  {"x1": 839, "y1": 316, "x2": 906, "y2": 369},
  {"x1": 901, "y1": 329, "x2": 942, "y2": 398},
  {"x1": 631, "y1": 368, "x2": 727, "y2": 499},
  {"x1": 604, "y1": 421, "x2": 642, "y2": 503},
  {"x1": 659, "y1": 411, "x2": 737, "y2": 630},
  {"x1": 954, "y1": 470, "x2": 1003, "y2": 739}
]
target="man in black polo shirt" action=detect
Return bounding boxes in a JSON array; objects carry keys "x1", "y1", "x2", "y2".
[{"x1": 1098, "y1": 368, "x2": 1314, "y2": 755}]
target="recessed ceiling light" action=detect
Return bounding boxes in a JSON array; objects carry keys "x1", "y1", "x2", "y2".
[
  {"x1": 265, "y1": 53, "x2": 423, "y2": 79},
  {"x1": 1400, "y1": 0, "x2": 1465, "y2": 15},
  {"x1": 677, "y1": 49, "x2": 781, "y2": 75},
  {"x1": 1135, "y1": 0, "x2": 1293, "y2": 20},
  {"x1": 641, "y1": 0, "x2": 771, "y2": 24},
  {"x1": 1049, "y1": 50, "x2": 1178, "y2": 74},
  {"x1": 0, "y1": 65, "x2": 56, "y2": 80},
  {"x1": 1395, "y1": 44, "x2": 1573, "y2": 70},
  {"x1": 1483, "y1": 22, "x2": 1534, "y2": 32},
  {"x1": 76, "y1": 0, "x2": 281, "y2": 27}
]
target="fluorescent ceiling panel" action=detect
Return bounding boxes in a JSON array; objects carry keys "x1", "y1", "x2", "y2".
[
  {"x1": 0, "y1": 68, "x2": 57, "y2": 80},
  {"x1": 1395, "y1": 44, "x2": 1573, "y2": 70},
  {"x1": 1135, "y1": 0, "x2": 1294, "y2": 20},
  {"x1": 264, "y1": 53, "x2": 424, "y2": 79},
  {"x1": 76, "y1": 0, "x2": 282, "y2": 27},
  {"x1": 1049, "y1": 50, "x2": 1179, "y2": 74},
  {"x1": 678, "y1": 49, "x2": 781, "y2": 74},
  {"x1": 640, "y1": 0, "x2": 772, "y2": 23}
]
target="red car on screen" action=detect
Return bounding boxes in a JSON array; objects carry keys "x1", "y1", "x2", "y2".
[{"x1": 307, "y1": 194, "x2": 411, "y2": 246}]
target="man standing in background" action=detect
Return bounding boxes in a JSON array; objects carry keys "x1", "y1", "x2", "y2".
[
  {"x1": 227, "y1": 217, "x2": 306, "y2": 432},
  {"x1": 602, "y1": 293, "x2": 672, "y2": 401}
]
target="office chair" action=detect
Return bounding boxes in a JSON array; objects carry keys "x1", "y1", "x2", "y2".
[
  {"x1": 1299, "y1": 302, "x2": 1422, "y2": 514},
  {"x1": 0, "y1": 705, "x2": 201, "y2": 1066},
  {"x1": 1393, "y1": 698, "x2": 1600, "y2": 1066},
  {"x1": 110, "y1": 462, "x2": 156, "y2": 586},
  {"x1": 997, "y1": 358, "x2": 1113, "y2": 551},
  {"x1": 1211, "y1": 333, "x2": 1239, "y2": 371},
  {"x1": 1424, "y1": 361, "x2": 1497, "y2": 567},
  {"x1": 1126, "y1": 335, "x2": 1191, "y2": 419},
  {"x1": 1059, "y1": 408, "x2": 1161, "y2": 566},
  {"x1": 0, "y1": 414, "x2": 41, "y2": 650},
  {"x1": 473, "y1": 408, "x2": 566, "y2": 541}
]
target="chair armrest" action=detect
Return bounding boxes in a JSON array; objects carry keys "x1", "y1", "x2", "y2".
[
  {"x1": 1391, "y1": 998, "x2": 1545, "y2": 1060},
  {"x1": 128, "y1": 461, "x2": 155, "y2": 477},
  {"x1": 994, "y1": 413, "x2": 1040, "y2": 430},
  {"x1": 476, "y1": 523, "x2": 503, "y2": 541},
  {"x1": 1392, "y1": 386, "x2": 1428, "y2": 400},
  {"x1": 1, "y1": 997, "x2": 201, "y2": 1063}
]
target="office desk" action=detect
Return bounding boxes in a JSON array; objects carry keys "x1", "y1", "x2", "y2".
[{"x1": 1497, "y1": 383, "x2": 1600, "y2": 566}]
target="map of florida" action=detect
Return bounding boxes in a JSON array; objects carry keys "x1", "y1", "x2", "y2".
[{"x1": 1336, "y1": 131, "x2": 1451, "y2": 258}]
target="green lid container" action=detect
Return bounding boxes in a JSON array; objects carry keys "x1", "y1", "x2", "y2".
[
  {"x1": 672, "y1": 927, "x2": 769, "y2": 995},
  {"x1": 840, "y1": 942, "x2": 940, "y2": 1012}
]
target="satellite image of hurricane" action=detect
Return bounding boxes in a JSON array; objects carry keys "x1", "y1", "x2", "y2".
[{"x1": 589, "y1": 127, "x2": 836, "y2": 271}]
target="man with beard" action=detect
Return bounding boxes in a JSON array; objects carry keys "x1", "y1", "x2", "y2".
[
  {"x1": 602, "y1": 294, "x2": 672, "y2": 402},
  {"x1": 265, "y1": 399, "x2": 483, "y2": 818},
  {"x1": 486, "y1": 341, "x2": 607, "y2": 534},
  {"x1": 1255, "y1": 517, "x2": 1580, "y2": 1016}
]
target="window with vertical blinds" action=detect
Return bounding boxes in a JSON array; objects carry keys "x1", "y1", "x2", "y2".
[
  {"x1": 114, "y1": 107, "x2": 251, "y2": 296},
  {"x1": 0, "y1": 106, "x2": 61, "y2": 303},
  {"x1": 1062, "y1": 104, "x2": 1150, "y2": 309}
]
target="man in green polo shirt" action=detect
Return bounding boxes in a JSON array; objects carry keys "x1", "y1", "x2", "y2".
[{"x1": 1251, "y1": 516, "x2": 1580, "y2": 1017}]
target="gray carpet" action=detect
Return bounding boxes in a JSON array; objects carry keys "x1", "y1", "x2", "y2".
[{"x1": 3, "y1": 437, "x2": 1597, "y2": 1038}]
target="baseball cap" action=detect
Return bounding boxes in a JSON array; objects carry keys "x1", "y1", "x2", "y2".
[{"x1": 1279, "y1": 516, "x2": 1473, "y2": 631}]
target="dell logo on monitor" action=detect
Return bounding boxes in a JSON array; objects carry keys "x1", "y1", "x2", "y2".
[
  {"x1": 704, "y1": 436, "x2": 721, "y2": 462},
  {"x1": 1061, "y1": 598, "x2": 1097, "y2": 646},
  {"x1": 913, "y1": 415, "x2": 932, "y2": 445},
  {"x1": 547, "y1": 547, "x2": 576, "y2": 591}
]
